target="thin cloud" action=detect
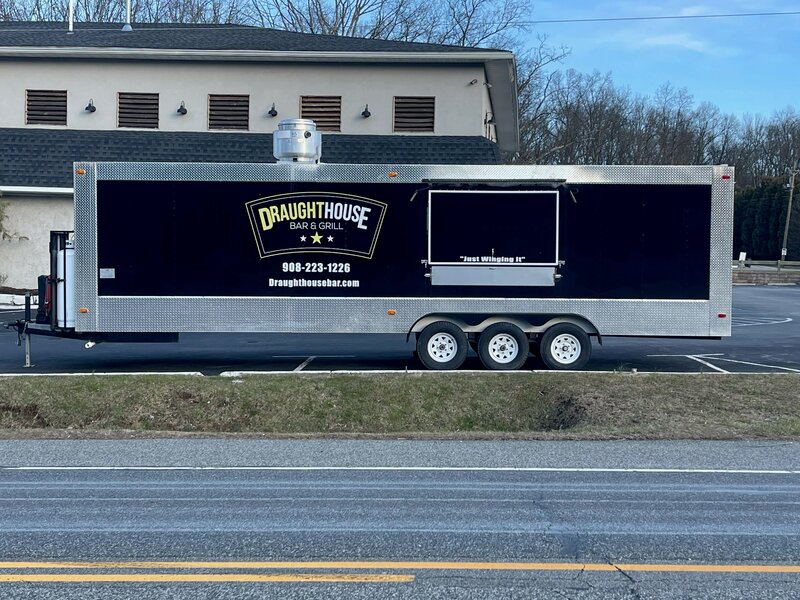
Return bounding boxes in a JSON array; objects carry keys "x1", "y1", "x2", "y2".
[
  {"x1": 679, "y1": 5, "x2": 714, "y2": 17},
  {"x1": 592, "y1": 28, "x2": 728, "y2": 56},
  {"x1": 639, "y1": 33, "x2": 710, "y2": 52}
]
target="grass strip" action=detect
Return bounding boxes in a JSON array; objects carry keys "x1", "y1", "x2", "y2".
[{"x1": 0, "y1": 372, "x2": 798, "y2": 439}]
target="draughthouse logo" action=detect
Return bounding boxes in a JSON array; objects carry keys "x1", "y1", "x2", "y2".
[{"x1": 245, "y1": 192, "x2": 388, "y2": 259}]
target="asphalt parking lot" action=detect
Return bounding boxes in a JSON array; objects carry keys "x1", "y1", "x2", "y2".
[{"x1": 1, "y1": 286, "x2": 798, "y2": 375}]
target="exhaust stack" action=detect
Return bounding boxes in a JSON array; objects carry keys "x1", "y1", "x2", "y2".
[{"x1": 273, "y1": 119, "x2": 322, "y2": 164}]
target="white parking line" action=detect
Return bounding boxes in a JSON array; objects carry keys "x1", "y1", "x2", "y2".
[
  {"x1": 732, "y1": 317, "x2": 793, "y2": 327},
  {"x1": 3, "y1": 466, "x2": 800, "y2": 474},
  {"x1": 273, "y1": 355, "x2": 356, "y2": 359},
  {"x1": 695, "y1": 356, "x2": 800, "y2": 373},
  {"x1": 683, "y1": 355, "x2": 730, "y2": 373},
  {"x1": 647, "y1": 353, "x2": 800, "y2": 373},
  {"x1": 647, "y1": 353, "x2": 730, "y2": 374},
  {"x1": 294, "y1": 356, "x2": 316, "y2": 372}
]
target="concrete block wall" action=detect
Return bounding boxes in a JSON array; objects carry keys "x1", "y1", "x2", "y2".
[{"x1": 732, "y1": 270, "x2": 800, "y2": 285}]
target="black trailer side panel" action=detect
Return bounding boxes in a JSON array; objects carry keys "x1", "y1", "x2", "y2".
[
  {"x1": 96, "y1": 180, "x2": 711, "y2": 300},
  {"x1": 559, "y1": 184, "x2": 711, "y2": 299}
]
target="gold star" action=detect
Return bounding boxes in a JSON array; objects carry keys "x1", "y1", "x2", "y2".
[{"x1": 310, "y1": 232, "x2": 323, "y2": 244}]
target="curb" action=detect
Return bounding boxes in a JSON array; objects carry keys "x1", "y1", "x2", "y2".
[{"x1": 0, "y1": 371, "x2": 797, "y2": 378}]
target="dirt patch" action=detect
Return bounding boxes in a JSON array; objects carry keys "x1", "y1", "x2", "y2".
[
  {"x1": 0, "y1": 402, "x2": 49, "y2": 428},
  {"x1": 540, "y1": 395, "x2": 586, "y2": 431}
]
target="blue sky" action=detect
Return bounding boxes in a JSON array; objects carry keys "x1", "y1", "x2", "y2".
[{"x1": 527, "y1": 1, "x2": 800, "y2": 117}]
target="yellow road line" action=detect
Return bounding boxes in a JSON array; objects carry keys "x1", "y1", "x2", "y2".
[
  {"x1": 0, "y1": 561, "x2": 798, "y2": 574},
  {"x1": 616, "y1": 564, "x2": 800, "y2": 573},
  {"x1": 0, "y1": 573, "x2": 414, "y2": 583}
]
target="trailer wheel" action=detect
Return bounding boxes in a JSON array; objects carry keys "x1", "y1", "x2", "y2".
[
  {"x1": 539, "y1": 324, "x2": 591, "y2": 370},
  {"x1": 416, "y1": 321, "x2": 468, "y2": 370},
  {"x1": 478, "y1": 323, "x2": 529, "y2": 370}
]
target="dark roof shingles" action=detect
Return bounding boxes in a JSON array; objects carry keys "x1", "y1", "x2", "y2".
[
  {"x1": 0, "y1": 21, "x2": 500, "y2": 53},
  {"x1": 0, "y1": 128, "x2": 501, "y2": 187}
]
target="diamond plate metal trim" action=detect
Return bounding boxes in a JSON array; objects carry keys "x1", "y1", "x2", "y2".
[
  {"x1": 709, "y1": 165, "x2": 734, "y2": 337},
  {"x1": 73, "y1": 163, "x2": 99, "y2": 331},
  {"x1": 97, "y1": 297, "x2": 711, "y2": 336},
  {"x1": 96, "y1": 162, "x2": 717, "y2": 185}
]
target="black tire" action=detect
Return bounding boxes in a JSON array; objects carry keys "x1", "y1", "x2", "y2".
[
  {"x1": 416, "y1": 321, "x2": 468, "y2": 370},
  {"x1": 477, "y1": 323, "x2": 529, "y2": 370},
  {"x1": 538, "y1": 324, "x2": 592, "y2": 370}
]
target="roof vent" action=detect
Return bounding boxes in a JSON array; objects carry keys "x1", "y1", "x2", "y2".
[
  {"x1": 273, "y1": 119, "x2": 322, "y2": 164},
  {"x1": 122, "y1": 0, "x2": 133, "y2": 30}
]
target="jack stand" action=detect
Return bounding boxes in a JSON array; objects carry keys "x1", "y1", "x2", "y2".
[
  {"x1": 23, "y1": 331, "x2": 33, "y2": 368},
  {"x1": 22, "y1": 293, "x2": 34, "y2": 368}
]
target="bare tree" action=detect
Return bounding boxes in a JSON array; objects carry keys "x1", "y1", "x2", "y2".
[
  {"x1": 0, "y1": 0, "x2": 30, "y2": 19},
  {"x1": 245, "y1": 0, "x2": 528, "y2": 46},
  {"x1": 3, "y1": 0, "x2": 798, "y2": 186}
]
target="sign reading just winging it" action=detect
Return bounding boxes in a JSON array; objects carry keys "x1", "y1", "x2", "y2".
[{"x1": 245, "y1": 192, "x2": 388, "y2": 259}]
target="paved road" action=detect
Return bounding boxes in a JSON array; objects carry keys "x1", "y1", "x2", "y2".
[
  {"x1": 1, "y1": 286, "x2": 798, "y2": 374},
  {"x1": 0, "y1": 440, "x2": 798, "y2": 599}
]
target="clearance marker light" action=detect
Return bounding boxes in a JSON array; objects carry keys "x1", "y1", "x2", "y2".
[
  {"x1": 387, "y1": 310, "x2": 397, "y2": 316},
  {"x1": 721, "y1": 175, "x2": 731, "y2": 180},
  {"x1": 387, "y1": 171, "x2": 398, "y2": 178},
  {"x1": 718, "y1": 313, "x2": 727, "y2": 318},
  {"x1": 75, "y1": 168, "x2": 86, "y2": 175},
  {"x1": 79, "y1": 308, "x2": 89, "y2": 314}
]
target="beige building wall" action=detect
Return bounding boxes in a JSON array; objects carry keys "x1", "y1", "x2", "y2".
[
  {"x1": 0, "y1": 60, "x2": 489, "y2": 136},
  {"x1": 0, "y1": 58, "x2": 497, "y2": 290},
  {"x1": 0, "y1": 196, "x2": 73, "y2": 290}
]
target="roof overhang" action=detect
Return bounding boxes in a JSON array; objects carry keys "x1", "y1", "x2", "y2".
[
  {"x1": 0, "y1": 185, "x2": 73, "y2": 197},
  {"x1": 0, "y1": 46, "x2": 512, "y2": 63},
  {"x1": 0, "y1": 46, "x2": 519, "y2": 153},
  {"x1": 484, "y1": 57, "x2": 518, "y2": 154}
]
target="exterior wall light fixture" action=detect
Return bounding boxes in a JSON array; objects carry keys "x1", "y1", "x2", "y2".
[
  {"x1": 268, "y1": 103, "x2": 278, "y2": 117},
  {"x1": 177, "y1": 101, "x2": 188, "y2": 115},
  {"x1": 361, "y1": 104, "x2": 371, "y2": 118},
  {"x1": 85, "y1": 99, "x2": 96, "y2": 113},
  {"x1": 469, "y1": 79, "x2": 478, "y2": 85}
]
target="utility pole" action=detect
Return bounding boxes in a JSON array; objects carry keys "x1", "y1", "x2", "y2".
[{"x1": 779, "y1": 161, "x2": 798, "y2": 272}]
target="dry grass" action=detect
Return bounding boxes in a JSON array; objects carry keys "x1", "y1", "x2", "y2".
[{"x1": 0, "y1": 372, "x2": 798, "y2": 439}]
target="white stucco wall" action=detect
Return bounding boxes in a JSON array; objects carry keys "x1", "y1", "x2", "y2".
[
  {"x1": 0, "y1": 196, "x2": 73, "y2": 290},
  {"x1": 0, "y1": 58, "x2": 498, "y2": 289},
  {"x1": 0, "y1": 60, "x2": 490, "y2": 136}
]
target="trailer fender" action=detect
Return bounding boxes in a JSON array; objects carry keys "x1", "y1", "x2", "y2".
[
  {"x1": 407, "y1": 315, "x2": 471, "y2": 341},
  {"x1": 537, "y1": 316, "x2": 602, "y2": 345},
  {"x1": 472, "y1": 315, "x2": 544, "y2": 334},
  {"x1": 407, "y1": 314, "x2": 602, "y2": 344}
]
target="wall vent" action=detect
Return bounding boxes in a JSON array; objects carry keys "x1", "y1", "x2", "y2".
[
  {"x1": 118, "y1": 92, "x2": 159, "y2": 129},
  {"x1": 300, "y1": 96, "x2": 342, "y2": 132},
  {"x1": 26, "y1": 90, "x2": 67, "y2": 126},
  {"x1": 208, "y1": 94, "x2": 250, "y2": 130},
  {"x1": 393, "y1": 96, "x2": 435, "y2": 132}
]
